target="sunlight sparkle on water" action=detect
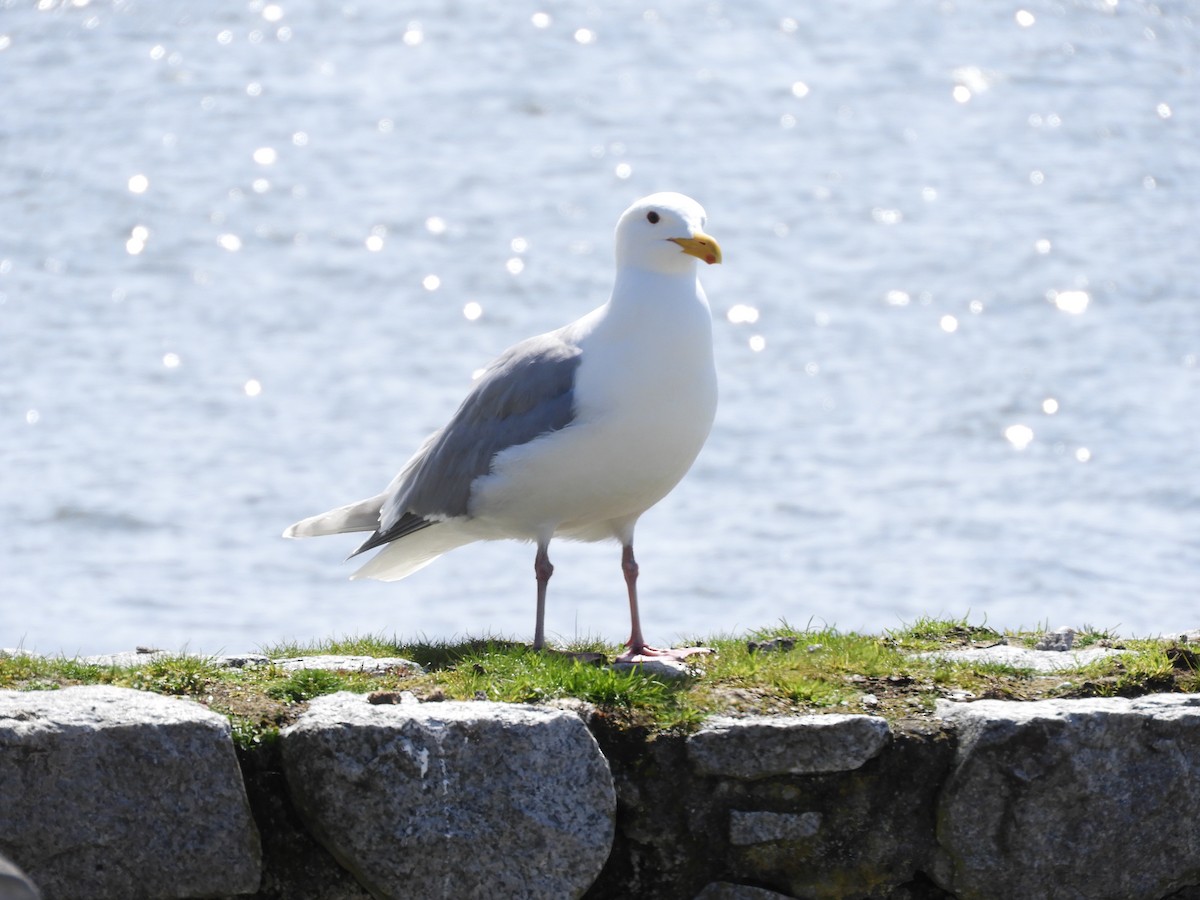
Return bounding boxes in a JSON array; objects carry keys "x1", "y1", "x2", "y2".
[
  {"x1": 1052, "y1": 289, "x2": 1090, "y2": 315},
  {"x1": 1042, "y1": 398, "x2": 1059, "y2": 415},
  {"x1": 253, "y1": 147, "x2": 277, "y2": 165},
  {"x1": 506, "y1": 258, "x2": 525, "y2": 275},
  {"x1": 463, "y1": 301, "x2": 483, "y2": 321},
  {"x1": 217, "y1": 234, "x2": 241, "y2": 252},
  {"x1": 128, "y1": 174, "x2": 149, "y2": 194},
  {"x1": 1015, "y1": 10, "x2": 1036, "y2": 27},
  {"x1": 126, "y1": 225, "x2": 149, "y2": 255},
  {"x1": 162, "y1": 352, "x2": 181, "y2": 369},
  {"x1": 940, "y1": 315, "x2": 958, "y2": 333},
  {"x1": 1005, "y1": 424, "x2": 1034, "y2": 450},
  {"x1": 748, "y1": 335, "x2": 766, "y2": 352},
  {"x1": 574, "y1": 28, "x2": 595, "y2": 45},
  {"x1": 422, "y1": 274, "x2": 440, "y2": 291},
  {"x1": 726, "y1": 304, "x2": 760, "y2": 324},
  {"x1": 25, "y1": 409, "x2": 40, "y2": 425},
  {"x1": 791, "y1": 81, "x2": 810, "y2": 98},
  {"x1": 531, "y1": 12, "x2": 551, "y2": 28},
  {"x1": 365, "y1": 235, "x2": 384, "y2": 252},
  {"x1": 952, "y1": 67, "x2": 992, "y2": 103},
  {"x1": 1076, "y1": 448, "x2": 1092, "y2": 463},
  {"x1": 244, "y1": 379, "x2": 262, "y2": 397},
  {"x1": 425, "y1": 216, "x2": 447, "y2": 235},
  {"x1": 262, "y1": 5, "x2": 283, "y2": 23}
]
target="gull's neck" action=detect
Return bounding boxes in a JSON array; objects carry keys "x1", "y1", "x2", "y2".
[{"x1": 608, "y1": 264, "x2": 705, "y2": 315}]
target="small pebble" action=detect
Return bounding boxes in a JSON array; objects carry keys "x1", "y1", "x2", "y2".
[
  {"x1": 746, "y1": 637, "x2": 796, "y2": 654},
  {"x1": 367, "y1": 690, "x2": 418, "y2": 706},
  {"x1": 1035, "y1": 627, "x2": 1076, "y2": 652}
]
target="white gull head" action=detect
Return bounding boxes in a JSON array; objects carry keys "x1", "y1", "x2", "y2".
[{"x1": 614, "y1": 192, "x2": 723, "y2": 275}]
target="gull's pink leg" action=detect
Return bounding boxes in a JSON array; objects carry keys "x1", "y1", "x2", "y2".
[
  {"x1": 532, "y1": 540, "x2": 553, "y2": 651},
  {"x1": 615, "y1": 542, "x2": 713, "y2": 663},
  {"x1": 622, "y1": 543, "x2": 648, "y2": 655}
]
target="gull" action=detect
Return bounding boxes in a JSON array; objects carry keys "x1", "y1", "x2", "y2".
[{"x1": 284, "y1": 192, "x2": 721, "y2": 662}]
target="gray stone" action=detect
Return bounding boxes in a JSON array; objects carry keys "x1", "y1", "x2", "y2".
[
  {"x1": 1033, "y1": 626, "x2": 1076, "y2": 651},
  {"x1": 712, "y1": 720, "x2": 954, "y2": 899},
  {"x1": 0, "y1": 853, "x2": 40, "y2": 900},
  {"x1": 280, "y1": 693, "x2": 615, "y2": 899},
  {"x1": 688, "y1": 714, "x2": 891, "y2": 779},
  {"x1": 273, "y1": 654, "x2": 424, "y2": 674},
  {"x1": 934, "y1": 695, "x2": 1200, "y2": 900},
  {"x1": 610, "y1": 657, "x2": 694, "y2": 678},
  {"x1": 729, "y1": 810, "x2": 821, "y2": 846},
  {"x1": 211, "y1": 652, "x2": 271, "y2": 668},
  {"x1": 918, "y1": 643, "x2": 1127, "y2": 672},
  {"x1": 2, "y1": 648, "x2": 269, "y2": 669},
  {"x1": 0, "y1": 685, "x2": 261, "y2": 900},
  {"x1": 694, "y1": 882, "x2": 796, "y2": 899},
  {"x1": 746, "y1": 637, "x2": 796, "y2": 654},
  {"x1": 78, "y1": 648, "x2": 173, "y2": 666}
]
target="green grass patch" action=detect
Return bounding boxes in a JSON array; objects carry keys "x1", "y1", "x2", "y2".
[
  {"x1": 883, "y1": 614, "x2": 1003, "y2": 651},
  {"x1": 267, "y1": 668, "x2": 348, "y2": 703},
  {"x1": 3, "y1": 619, "x2": 1198, "y2": 746}
]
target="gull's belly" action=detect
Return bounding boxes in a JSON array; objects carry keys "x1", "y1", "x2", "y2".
[{"x1": 470, "y1": 354, "x2": 717, "y2": 539}]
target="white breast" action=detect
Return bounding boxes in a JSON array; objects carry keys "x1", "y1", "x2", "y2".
[{"x1": 469, "y1": 273, "x2": 717, "y2": 542}]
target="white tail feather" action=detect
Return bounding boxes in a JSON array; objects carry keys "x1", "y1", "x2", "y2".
[
  {"x1": 350, "y1": 522, "x2": 475, "y2": 582},
  {"x1": 282, "y1": 494, "x2": 385, "y2": 539}
]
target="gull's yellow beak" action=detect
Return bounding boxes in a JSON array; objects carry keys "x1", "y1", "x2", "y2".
[{"x1": 669, "y1": 232, "x2": 723, "y2": 266}]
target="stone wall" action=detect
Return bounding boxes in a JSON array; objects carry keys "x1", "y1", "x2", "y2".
[{"x1": 3, "y1": 686, "x2": 1200, "y2": 899}]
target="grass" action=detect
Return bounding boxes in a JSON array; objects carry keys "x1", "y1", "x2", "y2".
[{"x1": 3, "y1": 618, "x2": 1198, "y2": 749}]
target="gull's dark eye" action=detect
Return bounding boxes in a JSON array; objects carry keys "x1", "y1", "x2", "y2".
[{"x1": 646, "y1": 211, "x2": 660, "y2": 224}]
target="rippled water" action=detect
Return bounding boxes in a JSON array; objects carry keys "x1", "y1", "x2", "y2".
[{"x1": 2, "y1": 0, "x2": 1197, "y2": 654}]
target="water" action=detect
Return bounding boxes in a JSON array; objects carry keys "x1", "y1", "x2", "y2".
[{"x1": 2, "y1": 0, "x2": 1197, "y2": 655}]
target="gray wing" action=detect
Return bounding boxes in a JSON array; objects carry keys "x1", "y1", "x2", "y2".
[{"x1": 350, "y1": 329, "x2": 582, "y2": 556}]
